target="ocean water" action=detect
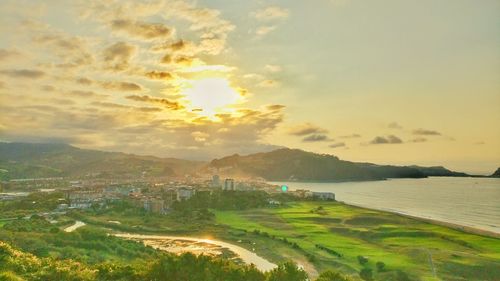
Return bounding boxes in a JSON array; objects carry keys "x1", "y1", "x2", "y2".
[{"x1": 272, "y1": 177, "x2": 500, "y2": 234}]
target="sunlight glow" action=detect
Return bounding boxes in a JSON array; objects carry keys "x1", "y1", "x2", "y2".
[{"x1": 181, "y1": 77, "x2": 242, "y2": 116}]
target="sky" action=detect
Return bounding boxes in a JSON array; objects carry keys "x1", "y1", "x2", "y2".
[{"x1": 0, "y1": 0, "x2": 499, "y2": 174}]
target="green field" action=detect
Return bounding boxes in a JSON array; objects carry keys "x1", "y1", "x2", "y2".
[
  {"x1": 213, "y1": 202, "x2": 500, "y2": 281},
  {"x1": 65, "y1": 200, "x2": 500, "y2": 281}
]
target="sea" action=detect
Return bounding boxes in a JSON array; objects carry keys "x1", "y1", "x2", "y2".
[{"x1": 272, "y1": 177, "x2": 500, "y2": 235}]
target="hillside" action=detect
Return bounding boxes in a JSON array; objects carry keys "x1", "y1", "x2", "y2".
[
  {"x1": 208, "y1": 148, "x2": 470, "y2": 182},
  {"x1": 0, "y1": 142, "x2": 203, "y2": 180},
  {"x1": 490, "y1": 168, "x2": 500, "y2": 178}
]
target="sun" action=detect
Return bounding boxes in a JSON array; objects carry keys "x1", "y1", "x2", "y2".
[{"x1": 181, "y1": 77, "x2": 242, "y2": 116}]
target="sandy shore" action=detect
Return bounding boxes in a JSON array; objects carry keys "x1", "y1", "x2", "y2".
[{"x1": 342, "y1": 201, "x2": 500, "y2": 239}]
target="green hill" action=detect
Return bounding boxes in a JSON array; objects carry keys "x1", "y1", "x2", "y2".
[
  {"x1": 208, "y1": 148, "x2": 470, "y2": 181},
  {"x1": 0, "y1": 142, "x2": 203, "y2": 180}
]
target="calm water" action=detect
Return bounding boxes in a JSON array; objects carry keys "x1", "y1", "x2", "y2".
[{"x1": 273, "y1": 177, "x2": 500, "y2": 234}]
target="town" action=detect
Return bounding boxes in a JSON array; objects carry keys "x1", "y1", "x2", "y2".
[{"x1": 0, "y1": 175, "x2": 335, "y2": 215}]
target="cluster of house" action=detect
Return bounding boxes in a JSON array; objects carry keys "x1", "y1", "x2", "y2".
[
  {"x1": 65, "y1": 184, "x2": 198, "y2": 214},
  {"x1": 292, "y1": 189, "x2": 336, "y2": 201}
]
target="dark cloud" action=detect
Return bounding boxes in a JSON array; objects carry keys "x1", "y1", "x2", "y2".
[
  {"x1": 76, "y1": 77, "x2": 93, "y2": 85},
  {"x1": 288, "y1": 123, "x2": 328, "y2": 136},
  {"x1": 329, "y1": 142, "x2": 346, "y2": 148},
  {"x1": 0, "y1": 49, "x2": 21, "y2": 61},
  {"x1": 174, "y1": 56, "x2": 194, "y2": 66},
  {"x1": 170, "y1": 40, "x2": 187, "y2": 51},
  {"x1": 0, "y1": 69, "x2": 45, "y2": 79},
  {"x1": 302, "y1": 134, "x2": 330, "y2": 142},
  {"x1": 100, "y1": 81, "x2": 142, "y2": 91},
  {"x1": 369, "y1": 135, "x2": 403, "y2": 144},
  {"x1": 126, "y1": 95, "x2": 183, "y2": 110},
  {"x1": 266, "y1": 104, "x2": 286, "y2": 111},
  {"x1": 339, "y1": 134, "x2": 361, "y2": 139},
  {"x1": 103, "y1": 42, "x2": 137, "y2": 71},
  {"x1": 413, "y1": 128, "x2": 441, "y2": 136},
  {"x1": 411, "y1": 137, "x2": 427, "y2": 143},
  {"x1": 145, "y1": 71, "x2": 173, "y2": 80},
  {"x1": 69, "y1": 90, "x2": 99, "y2": 97},
  {"x1": 41, "y1": 85, "x2": 55, "y2": 91},
  {"x1": 160, "y1": 54, "x2": 172, "y2": 64},
  {"x1": 110, "y1": 19, "x2": 173, "y2": 40},
  {"x1": 388, "y1": 122, "x2": 403, "y2": 129}
]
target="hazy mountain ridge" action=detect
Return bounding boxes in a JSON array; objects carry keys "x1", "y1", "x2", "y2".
[
  {"x1": 0, "y1": 142, "x2": 204, "y2": 180},
  {"x1": 0, "y1": 143, "x2": 479, "y2": 181},
  {"x1": 208, "y1": 148, "x2": 473, "y2": 182}
]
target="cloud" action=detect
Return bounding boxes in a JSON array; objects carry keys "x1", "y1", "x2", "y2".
[
  {"x1": 257, "y1": 79, "x2": 280, "y2": 88},
  {"x1": 339, "y1": 133, "x2": 361, "y2": 139},
  {"x1": 253, "y1": 6, "x2": 290, "y2": 21},
  {"x1": 102, "y1": 42, "x2": 137, "y2": 71},
  {"x1": 369, "y1": 135, "x2": 403, "y2": 144},
  {"x1": 125, "y1": 95, "x2": 183, "y2": 110},
  {"x1": 388, "y1": 122, "x2": 403, "y2": 129},
  {"x1": 41, "y1": 85, "x2": 55, "y2": 91},
  {"x1": 266, "y1": 104, "x2": 286, "y2": 111},
  {"x1": 329, "y1": 142, "x2": 346, "y2": 148},
  {"x1": 99, "y1": 81, "x2": 142, "y2": 91},
  {"x1": 255, "y1": 26, "x2": 277, "y2": 36},
  {"x1": 110, "y1": 19, "x2": 173, "y2": 40},
  {"x1": 144, "y1": 71, "x2": 173, "y2": 80},
  {"x1": 0, "y1": 49, "x2": 21, "y2": 61},
  {"x1": 264, "y1": 64, "x2": 282, "y2": 73},
  {"x1": 76, "y1": 77, "x2": 93, "y2": 85},
  {"x1": 32, "y1": 32, "x2": 94, "y2": 68},
  {"x1": 0, "y1": 69, "x2": 45, "y2": 79},
  {"x1": 303, "y1": 134, "x2": 331, "y2": 142},
  {"x1": 288, "y1": 123, "x2": 328, "y2": 136},
  {"x1": 413, "y1": 128, "x2": 441, "y2": 136},
  {"x1": 411, "y1": 137, "x2": 427, "y2": 143},
  {"x1": 69, "y1": 90, "x2": 101, "y2": 97}
]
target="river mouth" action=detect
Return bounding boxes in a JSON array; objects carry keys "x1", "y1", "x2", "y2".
[{"x1": 113, "y1": 233, "x2": 277, "y2": 272}]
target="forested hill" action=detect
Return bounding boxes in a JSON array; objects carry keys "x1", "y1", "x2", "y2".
[
  {"x1": 208, "y1": 148, "x2": 472, "y2": 182},
  {"x1": 0, "y1": 142, "x2": 203, "y2": 180},
  {"x1": 0, "y1": 143, "x2": 472, "y2": 181}
]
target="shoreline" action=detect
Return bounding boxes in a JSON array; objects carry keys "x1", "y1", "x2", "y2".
[{"x1": 339, "y1": 201, "x2": 500, "y2": 239}]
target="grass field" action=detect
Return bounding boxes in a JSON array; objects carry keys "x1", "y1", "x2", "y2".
[
  {"x1": 213, "y1": 202, "x2": 500, "y2": 281},
  {"x1": 71, "y1": 201, "x2": 500, "y2": 281}
]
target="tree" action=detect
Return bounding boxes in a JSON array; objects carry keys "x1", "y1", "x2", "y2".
[
  {"x1": 357, "y1": 255, "x2": 368, "y2": 265},
  {"x1": 376, "y1": 261, "x2": 385, "y2": 272},
  {"x1": 359, "y1": 268, "x2": 373, "y2": 281},
  {"x1": 315, "y1": 270, "x2": 352, "y2": 281},
  {"x1": 267, "y1": 261, "x2": 308, "y2": 281}
]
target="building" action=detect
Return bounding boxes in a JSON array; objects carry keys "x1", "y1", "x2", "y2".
[
  {"x1": 224, "y1": 178, "x2": 235, "y2": 191},
  {"x1": 312, "y1": 192, "x2": 335, "y2": 201},
  {"x1": 211, "y1": 175, "x2": 221, "y2": 187},
  {"x1": 177, "y1": 187, "x2": 196, "y2": 201},
  {"x1": 66, "y1": 189, "x2": 104, "y2": 208}
]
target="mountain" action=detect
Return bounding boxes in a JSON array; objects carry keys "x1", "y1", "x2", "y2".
[
  {"x1": 408, "y1": 165, "x2": 470, "y2": 177},
  {"x1": 490, "y1": 168, "x2": 500, "y2": 178},
  {"x1": 0, "y1": 142, "x2": 204, "y2": 180},
  {"x1": 208, "y1": 148, "x2": 471, "y2": 182}
]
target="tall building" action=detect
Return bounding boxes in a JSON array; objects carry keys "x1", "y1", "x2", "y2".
[
  {"x1": 224, "y1": 178, "x2": 235, "y2": 191},
  {"x1": 212, "y1": 175, "x2": 221, "y2": 187}
]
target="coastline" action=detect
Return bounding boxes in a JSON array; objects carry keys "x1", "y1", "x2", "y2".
[{"x1": 339, "y1": 201, "x2": 500, "y2": 239}]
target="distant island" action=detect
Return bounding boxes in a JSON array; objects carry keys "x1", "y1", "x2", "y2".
[{"x1": 1, "y1": 142, "x2": 492, "y2": 182}]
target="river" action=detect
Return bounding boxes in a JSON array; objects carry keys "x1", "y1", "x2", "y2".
[
  {"x1": 114, "y1": 233, "x2": 277, "y2": 272},
  {"x1": 272, "y1": 177, "x2": 500, "y2": 234}
]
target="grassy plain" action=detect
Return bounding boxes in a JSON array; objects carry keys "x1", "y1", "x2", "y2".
[
  {"x1": 68, "y1": 200, "x2": 500, "y2": 281},
  {"x1": 213, "y1": 202, "x2": 500, "y2": 281}
]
